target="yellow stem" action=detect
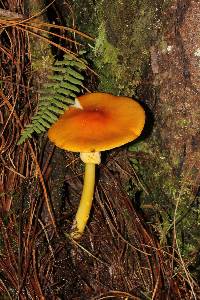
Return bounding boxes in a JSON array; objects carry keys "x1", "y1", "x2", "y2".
[{"x1": 71, "y1": 163, "x2": 96, "y2": 239}]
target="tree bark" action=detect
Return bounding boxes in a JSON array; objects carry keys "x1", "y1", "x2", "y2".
[{"x1": 73, "y1": 0, "x2": 200, "y2": 257}]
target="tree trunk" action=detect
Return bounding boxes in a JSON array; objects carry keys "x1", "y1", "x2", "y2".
[{"x1": 74, "y1": 0, "x2": 200, "y2": 257}]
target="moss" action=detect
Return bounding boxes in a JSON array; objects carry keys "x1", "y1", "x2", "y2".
[
  {"x1": 132, "y1": 138, "x2": 200, "y2": 258},
  {"x1": 25, "y1": 0, "x2": 54, "y2": 83},
  {"x1": 92, "y1": 0, "x2": 166, "y2": 95},
  {"x1": 71, "y1": 0, "x2": 99, "y2": 36},
  {"x1": 31, "y1": 45, "x2": 54, "y2": 73},
  {"x1": 129, "y1": 140, "x2": 151, "y2": 153},
  {"x1": 176, "y1": 118, "x2": 191, "y2": 128},
  {"x1": 74, "y1": 0, "x2": 164, "y2": 95},
  {"x1": 94, "y1": 22, "x2": 124, "y2": 93}
]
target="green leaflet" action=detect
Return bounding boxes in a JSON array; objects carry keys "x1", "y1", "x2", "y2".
[
  {"x1": 51, "y1": 66, "x2": 66, "y2": 73},
  {"x1": 17, "y1": 54, "x2": 86, "y2": 145},
  {"x1": 64, "y1": 74, "x2": 83, "y2": 86},
  {"x1": 37, "y1": 118, "x2": 51, "y2": 128},
  {"x1": 48, "y1": 74, "x2": 64, "y2": 81},
  {"x1": 48, "y1": 106, "x2": 64, "y2": 114},
  {"x1": 57, "y1": 88, "x2": 76, "y2": 97},
  {"x1": 43, "y1": 111, "x2": 58, "y2": 122},
  {"x1": 43, "y1": 82, "x2": 60, "y2": 89},
  {"x1": 54, "y1": 94, "x2": 74, "y2": 103},
  {"x1": 60, "y1": 82, "x2": 80, "y2": 92},
  {"x1": 65, "y1": 67, "x2": 84, "y2": 80},
  {"x1": 51, "y1": 99, "x2": 68, "y2": 109},
  {"x1": 32, "y1": 121, "x2": 46, "y2": 131},
  {"x1": 34, "y1": 126, "x2": 43, "y2": 134}
]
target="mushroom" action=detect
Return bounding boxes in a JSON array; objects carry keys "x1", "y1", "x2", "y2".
[{"x1": 48, "y1": 92, "x2": 145, "y2": 239}]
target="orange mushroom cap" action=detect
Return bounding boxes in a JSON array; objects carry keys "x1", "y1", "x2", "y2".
[{"x1": 48, "y1": 92, "x2": 145, "y2": 152}]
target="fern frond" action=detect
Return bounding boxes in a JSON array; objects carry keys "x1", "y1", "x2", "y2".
[{"x1": 17, "y1": 54, "x2": 86, "y2": 145}]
